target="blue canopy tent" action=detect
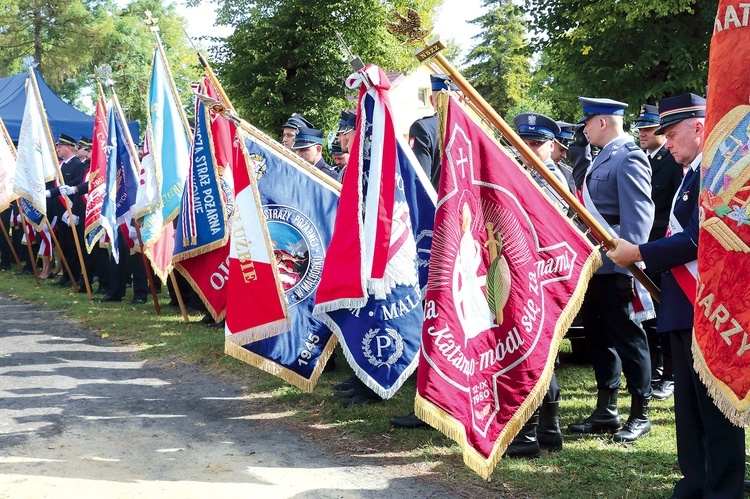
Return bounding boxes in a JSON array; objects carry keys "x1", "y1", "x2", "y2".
[{"x1": 0, "y1": 71, "x2": 139, "y2": 143}]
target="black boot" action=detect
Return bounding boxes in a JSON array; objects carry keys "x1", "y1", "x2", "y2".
[
  {"x1": 568, "y1": 388, "x2": 620, "y2": 434},
  {"x1": 652, "y1": 355, "x2": 674, "y2": 400},
  {"x1": 537, "y1": 400, "x2": 562, "y2": 451},
  {"x1": 504, "y1": 410, "x2": 540, "y2": 458},
  {"x1": 613, "y1": 395, "x2": 651, "y2": 443}
]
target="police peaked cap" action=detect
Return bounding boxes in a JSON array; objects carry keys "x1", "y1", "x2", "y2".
[
  {"x1": 57, "y1": 133, "x2": 77, "y2": 146},
  {"x1": 654, "y1": 93, "x2": 706, "y2": 135},
  {"x1": 330, "y1": 138, "x2": 344, "y2": 155},
  {"x1": 337, "y1": 110, "x2": 356, "y2": 134},
  {"x1": 283, "y1": 113, "x2": 314, "y2": 131},
  {"x1": 634, "y1": 104, "x2": 660, "y2": 129},
  {"x1": 513, "y1": 113, "x2": 560, "y2": 142},
  {"x1": 555, "y1": 121, "x2": 575, "y2": 148},
  {"x1": 430, "y1": 74, "x2": 459, "y2": 92},
  {"x1": 77, "y1": 136, "x2": 93, "y2": 148},
  {"x1": 577, "y1": 97, "x2": 628, "y2": 124},
  {"x1": 292, "y1": 126, "x2": 324, "y2": 149}
]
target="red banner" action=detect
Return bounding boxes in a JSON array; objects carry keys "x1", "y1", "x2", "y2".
[
  {"x1": 83, "y1": 93, "x2": 108, "y2": 252},
  {"x1": 695, "y1": 0, "x2": 750, "y2": 426},
  {"x1": 415, "y1": 95, "x2": 600, "y2": 478}
]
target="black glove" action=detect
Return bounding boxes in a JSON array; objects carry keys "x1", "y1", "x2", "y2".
[
  {"x1": 572, "y1": 128, "x2": 589, "y2": 148},
  {"x1": 615, "y1": 274, "x2": 636, "y2": 303}
]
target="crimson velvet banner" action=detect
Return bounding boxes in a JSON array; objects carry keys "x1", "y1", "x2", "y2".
[
  {"x1": 415, "y1": 94, "x2": 600, "y2": 478},
  {"x1": 695, "y1": 0, "x2": 750, "y2": 426}
]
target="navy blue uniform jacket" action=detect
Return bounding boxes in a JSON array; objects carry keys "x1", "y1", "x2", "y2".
[{"x1": 639, "y1": 164, "x2": 700, "y2": 332}]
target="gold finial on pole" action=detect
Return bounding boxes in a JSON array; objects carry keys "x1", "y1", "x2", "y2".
[
  {"x1": 143, "y1": 10, "x2": 159, "y2": 32},
  {"x1": 386, "y1": 8, "x2": 444, "y2": 62}
]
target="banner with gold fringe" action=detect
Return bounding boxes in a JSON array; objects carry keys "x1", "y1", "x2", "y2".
[
  {"x1": 415, "y1": 93, "x2": 600, "y2": 478},
  {"x1": 694, "y1": 0, "x2": 750, "y2": 426}
]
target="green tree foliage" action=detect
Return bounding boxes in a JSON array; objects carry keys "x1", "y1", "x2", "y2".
[
  {"x1": 525, "y1": 0, "x2": 715, "y2": 122},
  {"x1": 210, "y1": 0, "x2": 441, "y2": 136},
  {"x1": 0, "y1": 0, "x2": 94, "y2": 88},
  {"x1": 463, "y1": 0, "x2": 532, "y2": 118},
  {"x1": 0, "y1": 0, "x2": 201, "y2": 131}
]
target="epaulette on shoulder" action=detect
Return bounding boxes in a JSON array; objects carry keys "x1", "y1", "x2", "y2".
[{"x1": 624, "y1": 142, "x2": 640, "y2": 152}]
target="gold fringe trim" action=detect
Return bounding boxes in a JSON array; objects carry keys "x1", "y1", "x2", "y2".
[
  {"x1": 702, "y1": 217, "x2": 750, "y2": 253},
  {"x1": 174, "y1": 262, "x2": 226, "y2": 322},
  {"x1": 225, "y1": 333, "x2": 338, "y2": 393},
  {"x1": 142, "y1": 245, "x2": 174, "y2": 285},
  {"x1": 226, "y1": 318, "x2": 291, "y2": 345},
  {"x1": 691, "y1": 334, "x2": 750, "y2": 427},
  {"x1": 414, "y1": 248, "x2": 601, "y2": 479},
  {"x1": 172, "y1": 237, "x2": 229, "y2": 263}
]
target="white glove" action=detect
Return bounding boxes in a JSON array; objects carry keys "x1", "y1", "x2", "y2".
[
  {"x1": 128, "y1": 225, "x2": 137, "y2": 241},
  {"x1": 61, "y1": 212, "x2": 80, "y2": 227},
  {"x1": 45, "y1": 190, "x2": 51, "y2": 198},
  {"x1": 59, "y1": 185, "x2": 75, "y2": 196}
]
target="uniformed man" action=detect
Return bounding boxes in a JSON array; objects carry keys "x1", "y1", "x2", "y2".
[
  {"x1": 607, "y1": 93, "x2": 744, "y2": 498},
  {"x1": 47, "y1": 133, "x2": 88, "y2": 288},
  {"x1": 281, "y1": 113, "x2": 313, "y2": 149},
  {"x1": 76, "y1": 136, "x2": 92, "y2": 165},
  {"x1": 634, "y1": 104, "x2": 683, "y2": 400},
  {"x1": 567, "y1": 98, "x2": 655, "y2": 443},
  {"x1": 292, "y1": 126, "x2": 338, "y2": 180},
  {"x1": 514, "y1": 113, "x2": 570, "y2": 208},
  {"x1": 553, "y1": 121, "x2": 577, "y2": 192},
  {"x1": 330, "y1": 138, "x2": 349, "y2": 174},
  {"x1": 408, "y1": 74, "x2": 460, "y2": 189},
  {"x1": 503, "y1": 112, "x2": 567, "y2": 457}
]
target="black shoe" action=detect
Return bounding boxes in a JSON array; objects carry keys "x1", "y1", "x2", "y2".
[
  {"x1": 334, "y1": 376, "x2": 356, "y2": 391},
  {"x1": 612, "y1": 416, "x2": 651, "y2": 443},
  {"x1": 22, "y1": 269, "x2": 33, "y2": 275},
  {"x1": 130, "y1": 297, "x2": 146, "y2": 305},
  {"x1": 0, "y1": 262, "x2": 11, "y2": 270},
  {"x1": 568, "y1": 389, "x2": 621, "y2": 434},
  {"x1": 504, "y1": 412, "x2": 541, "y2": 459},
  {"x1": 200, "y1": 314, "x2": 216, "y2": 325},
  {"x1": 56, "y1": 277, "x2": 71, "y2": 286},
  {"x1": 390, "y1": 412, "x2": 429, "y2": 429},
  {"x1": 99, "y1": 294, "x2": 122, "y2": 302},
  {"x1": 209, "y1": 320, "x2": 225, "y2": 329},
  {"x1": 538, "y1": 401, "x2": 563, "y2": 451},
  {"x1": 651, "y1": 380, "x2": 674, "y2": 400}
]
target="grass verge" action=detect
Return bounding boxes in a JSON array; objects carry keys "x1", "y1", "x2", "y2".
[{"x1": 1, "y1": 269, "x2": 746, "y2": 498}]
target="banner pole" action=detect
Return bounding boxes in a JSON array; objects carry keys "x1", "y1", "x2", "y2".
[
  {"x1": 389, "y1": 16, "x2": 659, "y2": 302},
  {"x1": 28, "y1": 69, "x2": 92, "y2": 298}
]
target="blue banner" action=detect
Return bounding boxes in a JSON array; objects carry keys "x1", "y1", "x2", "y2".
[
  {"x1": 173, "y1": 90, "x2": 227, "y2": 260},
  {"x1": 318, "y1": 88, "x2": 429, "y2": 398},
  {"x1": 100, "y1": 105, "x2": 138, "y2": 263},
  {"x1": 224, "y1": 133, "x2": 339, "y2": 392}
]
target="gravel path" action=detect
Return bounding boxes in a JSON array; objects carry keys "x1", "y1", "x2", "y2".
[{"x1": 0, "y1": 295, "x2": 456, "y2": 499}]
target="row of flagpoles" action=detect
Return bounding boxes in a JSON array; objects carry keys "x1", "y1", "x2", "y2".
[{"x1": 1, "y1": 4, "x2": 747, "y2": 480}]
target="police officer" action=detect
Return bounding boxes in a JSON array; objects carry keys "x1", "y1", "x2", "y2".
[
  {"x1": 47, "y1": 133, "x2": 88, "y2": 288},
  {"x1": 329, "y1": 138, "x2": 349, "y2": 178},
  {"x1": 408, "y1": 74, "x2": 460, "y2": 189},
  {"x1": 553, "y1": 121, "x2": 577, "y2": 193},
  {"x1": 634, "y1": 104, "x2": 683, "y2": 400},
  {"x1": 503, "y1": 112, "x2": 566, "y2": 457},
  {"x1": 608, "y1": 93, "x2": 744, "y2": 498},
  {"x1": 292, "y1": 126, "x2": 338, "y2": 180},
  {"x1": 281, "y1": 113, "x2": 313, "y2": 149},
  {"x1": 567, "y1": 98, "x2": 655, "y2": 443},
  {"x1": 514, "y1": 113, "x2": 570, "y2": 208}
]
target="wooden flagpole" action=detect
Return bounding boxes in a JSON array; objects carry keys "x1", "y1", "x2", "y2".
[
  {"x1": 144, "y1": 12, "x2": 192, "y2": 323},
  {"x1": 96, "y1": 66, "x2": 162, "y2": 314},
  {"x1": 386, "y1": 11, "x2": 659, "y2": 302},
  {"x1": 0, "y1": 122, "x2": 25, "y2": 272},
  {"x1": 14, "y1": 203, "x2": 40, "y2": 283},
  {"x1": 27, "y1": 69, "x2": 92, "y2": 298}
]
